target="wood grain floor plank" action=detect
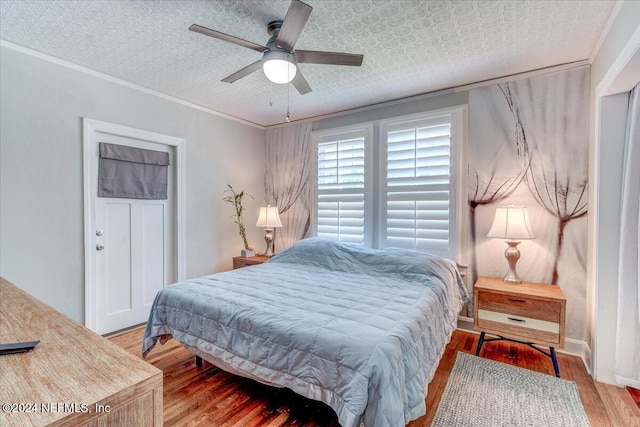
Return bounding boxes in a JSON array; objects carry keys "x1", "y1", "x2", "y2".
[
  {"x1": 629, "y1": 387, "x2": 640, "y2": 409},
  {"x1": 262, "y1": 411, "x2": 293, "y2": 427},
  {"x1": 563, "y1": 350, "x2": 613, "y2": 427},
  {"x1": 110, "y1": 327, "x2": 637, "y2": 426},
  {"x1": 594, "y1": 381, "x2": 640, "y2": 427}
]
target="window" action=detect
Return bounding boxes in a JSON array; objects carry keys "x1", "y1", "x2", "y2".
[
  {"x1": 380, "y1": 114, "x2": 457, "y2": 256},
  {"x1": 315, "y1": 127, "x2": 371, "y2": 245},
  {"x1": 313, "y1": 108, "x2": 464, "y2": 259}
]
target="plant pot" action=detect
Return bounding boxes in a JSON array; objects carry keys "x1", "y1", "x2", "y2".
[{"x1": 241, "y1": 249, "x2": 256, "y2": 257}]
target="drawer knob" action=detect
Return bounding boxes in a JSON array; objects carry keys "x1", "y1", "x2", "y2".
[
  {"x1": 508, "y1": 298, "x2": 526, "y2": 303},
  {"x1": 507, "y1": 317, "x2": 525, "y2": 323}
]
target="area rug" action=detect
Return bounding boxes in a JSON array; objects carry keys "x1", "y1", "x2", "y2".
[{"x1": 431, "y1": 352, "x2": 590, "y2": 427}]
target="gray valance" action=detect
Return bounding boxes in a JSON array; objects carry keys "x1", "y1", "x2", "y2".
[{"x1": 98, "y1": 142, "x2": 170, "y2": 199}]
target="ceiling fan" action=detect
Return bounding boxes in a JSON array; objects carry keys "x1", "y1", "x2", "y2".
[{"x1": 189, "y1": 0, "x2": 364, "y2": 95}]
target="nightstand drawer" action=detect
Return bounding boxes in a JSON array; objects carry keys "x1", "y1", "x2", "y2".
[
  {"x1": 477, "y1": 290, "x2": 561, "y2": 323},
  {"x1": 476, "y1": 309, "x2": 560, "y2": 344}
]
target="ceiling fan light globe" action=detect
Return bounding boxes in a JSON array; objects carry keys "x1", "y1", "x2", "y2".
[
  {"x1": 263, "y1": 58, "x2": 297, "y2": 84},
  {"x1": 262, "y1": 49, "x2": 297, "y2": 84}
]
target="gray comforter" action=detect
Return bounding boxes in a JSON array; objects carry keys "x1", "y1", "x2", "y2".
[{"x1": 143, "y1": 238, "x2": 469, "y2": 426}]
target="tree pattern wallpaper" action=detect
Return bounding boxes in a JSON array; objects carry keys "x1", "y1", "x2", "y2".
[{"x1": 468, "y1": 66, "x2": 589, "y2": 340}]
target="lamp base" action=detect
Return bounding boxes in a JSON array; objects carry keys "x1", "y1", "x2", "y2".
[
  {"x1": 502, "y1": 241, "x2": 523, "y2": 284},
  {"x1": 503, "y1": 272, "x2": 522, "y2": 284},
  {"x1": 263, "y1": 228, "x2": 275, "y2": 257}
]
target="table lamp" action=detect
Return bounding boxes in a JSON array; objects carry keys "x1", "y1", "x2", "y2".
[
  {"x1": 487, "y1": 205, "x2": 535, "y2": 284},
  {"x1": 256, "y1": 205, "x2": 283, "y2": 257}
]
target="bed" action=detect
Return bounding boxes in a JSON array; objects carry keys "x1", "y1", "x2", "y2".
[{"x1": 143, "y1": 237, "x2": 469, "y2": 427}]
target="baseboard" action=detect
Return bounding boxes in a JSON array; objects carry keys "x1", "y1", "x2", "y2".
[
  {"x1": 457, "y1": 315, "x2": 475, "y2": 332},
  {"x1": 578, "y1": 340, "x2": 592, "y2": 376},
  {"x1": 556, "y1": 337, "x2": 587, "y2": 357},
  {"x1": 456, "y1": 316, "x2": 592, "y2": 375},
  {"x1": 102, "y1": 322, "x2": 147, "y2": 338}
]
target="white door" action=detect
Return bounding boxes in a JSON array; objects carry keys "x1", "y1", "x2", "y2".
[
  {"x1": 95, "y1": 141, "x2": 173, "y2": 334},
  {"x1": 83, "y1": 119, "x2": 185, "y2": 335}
]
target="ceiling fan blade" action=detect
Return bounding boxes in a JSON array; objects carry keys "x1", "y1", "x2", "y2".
[
  {"x1": 221, "y1": 60, "x2": 263, "y2": 83},
  {"x1": 296, "y1": 50, "x2": 364, "y2": 66},
  {"x1": 291, "y1": 70, "x2": 312, "y2": 95},
  {"x1": 275, "y1": 0, "x2": 312, "y2": 50},
  {"x1": 189, "y1": 24, "x2": 267, "y2": 53}
]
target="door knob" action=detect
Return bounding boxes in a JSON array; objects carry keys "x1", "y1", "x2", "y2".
[{"x1": 96, "y1": 244, "x2": 105, "y2": 251}]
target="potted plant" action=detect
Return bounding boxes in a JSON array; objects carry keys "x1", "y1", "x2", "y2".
[{"x1": 223, "y1": 185, "x2": 255, "y2": 257}]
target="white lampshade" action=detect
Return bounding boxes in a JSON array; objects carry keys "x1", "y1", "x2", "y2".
[
  {"x1": 487, "y1": 205, "x2": 535, "y2": 241},
  {"x1": 256, "y1": 205, "x2": 283, "y2": 228},
  {"x1": 262, "y1": 51, "x2": 297, "y2": 84}
]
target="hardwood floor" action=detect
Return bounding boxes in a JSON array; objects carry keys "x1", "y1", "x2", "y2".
[
  {"x1": 109, "y1": 327, "x2": 640, "y2": 426},
  {"x1": 629, "y1": 387, "x2": 640, "y2": 409}
]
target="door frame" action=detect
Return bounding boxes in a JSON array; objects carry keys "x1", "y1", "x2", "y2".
[{"x1": 82, "y1": 118, "x2": 186, "y2": 332}]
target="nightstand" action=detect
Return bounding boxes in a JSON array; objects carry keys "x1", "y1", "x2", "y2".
[
  {"x1": 473, "y1": 276, "x2": 566, "y2": 377},
  {"x1": 233, "y1": 255, "x2": 269, "y2": 269}
]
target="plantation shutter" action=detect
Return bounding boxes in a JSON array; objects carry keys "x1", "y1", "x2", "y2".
[
  {"x1": 316, "y1": 130, "x2": 367, "y2": 245},
  {"x1": 382, "y1": 114, "x2": 453, "y2": 256}
]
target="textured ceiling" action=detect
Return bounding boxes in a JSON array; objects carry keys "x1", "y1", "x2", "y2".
[{"x1": 0, "y1": 0, "x2": 617, "y2": 127}]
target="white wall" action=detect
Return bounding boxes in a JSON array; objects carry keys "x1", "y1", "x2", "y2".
[
  {"x1": 0, "y1": 45, "x2": 266, "y2": 324},
  {"x1": 588, "y1": 0, "x2": 640, "y2": 384}
]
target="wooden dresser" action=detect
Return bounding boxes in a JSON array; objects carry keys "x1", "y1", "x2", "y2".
[
  {"x1": 0, "y1": 277, "x2": 163, "y2": 426},
  {"x1": 473, "y1": 276, "x2": 566, "y2": 376},
  {"x1": 232, "y1": 255, "x2": 269, "y2": 269}
]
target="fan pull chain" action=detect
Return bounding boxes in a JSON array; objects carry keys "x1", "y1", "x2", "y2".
[
  {"x1": 269, "y1": 81, "x2": 273, "y2": 107},
  {"x1": 286, "y1": 86, "x2": 290, "y2": 122},
  {"x1": 286, "y1": 54, "x2": 291, "y2": 122}
]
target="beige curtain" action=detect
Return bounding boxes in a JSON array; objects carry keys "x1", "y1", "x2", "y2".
[{"x1": 264, "y1": 122, "x2": 312, "y2": 252}]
